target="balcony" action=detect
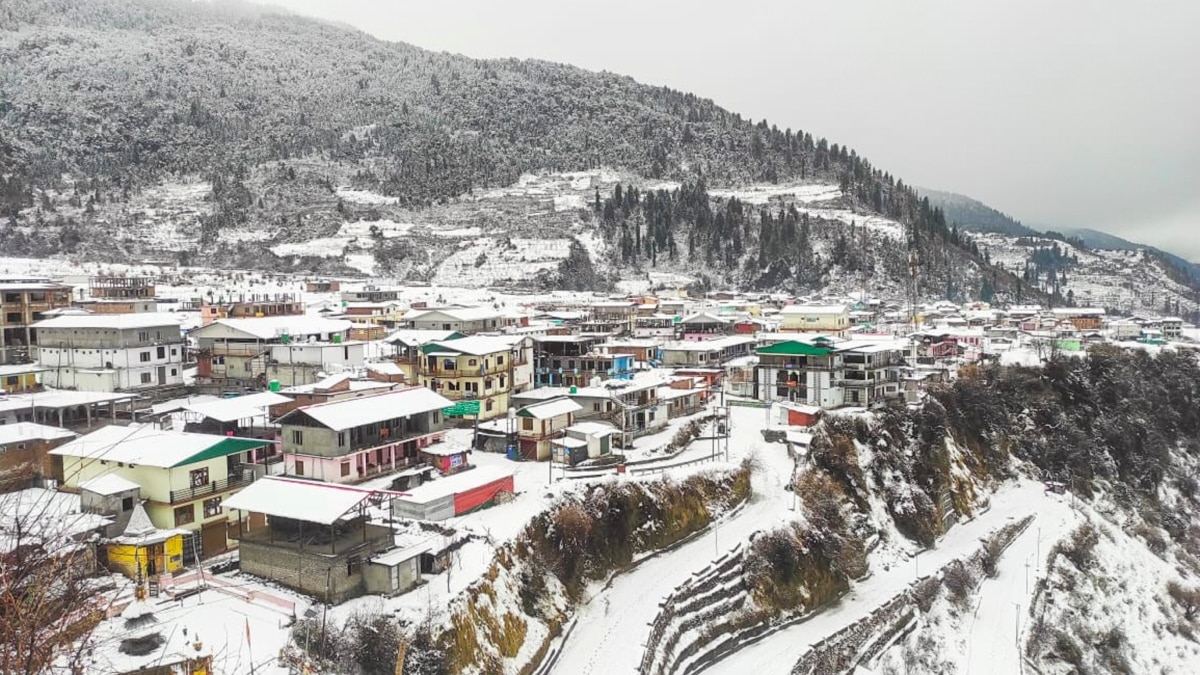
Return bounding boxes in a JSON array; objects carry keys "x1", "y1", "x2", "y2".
[{"x1": 170, "y1": 472, "x2": 255, "y2": 504}]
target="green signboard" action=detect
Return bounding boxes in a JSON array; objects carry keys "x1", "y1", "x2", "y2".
[{"x1": 443, "y1": 400, "x2": 481, "y2": 417}]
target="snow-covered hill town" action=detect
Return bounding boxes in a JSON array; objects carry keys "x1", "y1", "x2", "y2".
[{"x1": 1, "y1": 259, "x2": 1198, "y2": 674}]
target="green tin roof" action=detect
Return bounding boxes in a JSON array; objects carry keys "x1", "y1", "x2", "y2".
[
  {"x1": 173, "y1": 437, "x2": 273, "y2": 468},
  {"x1": 755, "y1": 341, "x2": 834, "y2": 357}
]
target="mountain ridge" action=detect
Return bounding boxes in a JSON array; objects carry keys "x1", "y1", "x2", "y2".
[{"x1": 0, "y1": 0, "x2": 1049, "y2": 302}]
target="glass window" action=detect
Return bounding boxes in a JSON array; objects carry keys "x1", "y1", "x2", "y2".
[
  {"x1": 174, "y1": 505, "x2": 195, "y2": 526},
  {"x1": 189, "y1": 467, "x2": 209, "y2": 487},
  {"x1": 203, "y1": 497, "x2": 222, "y2": 518}
]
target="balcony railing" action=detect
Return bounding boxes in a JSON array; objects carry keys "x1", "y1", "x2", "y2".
[{"x1": 170, "y1": 472, "x2": 255, "y2": 504}]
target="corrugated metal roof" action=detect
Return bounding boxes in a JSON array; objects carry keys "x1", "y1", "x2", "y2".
[
  {"x1": 517, "y1": 397, "x2": 583, "y2": 419},
  {"x1": 281, "y1": 387, "x2": 453, "y2": 431},
  {"x1": 32, "y1": 313, "x2": 184, "y2": 330},
  {"x1": 182, "y1": 391, "x2": 292, "y2": 423},
  {"x1": 224, "y1": 477, "x2": 378, "y2": 525},
  {"x1": 49, "y1": 424, "x2": 270, "y2": 468}
]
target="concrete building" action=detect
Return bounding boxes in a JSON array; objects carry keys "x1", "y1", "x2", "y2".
[
  {"x1": 190, "y1": 316, "x2": 356, "y2": 390},
  {"x1": 226, "y1": 477, "x2": 398, "y2": 603},
  {"x1": 276, "y1": 387, "x2": 453, "y2": 484},
  {"x1": 515, "y1": 396, "x2": 583, "y2": 461},
  {"x1": 416, "y1": 336, "x2": 530, "y2": 421},
  {"x1": 402, "y1": 306, "x2": 502, "y2": 334},
  {"x1": 0, "y1": 277, "x2": 73, "y2": 364},
  {"x1": 779, "y1": 304, "x2": 851, "y2": 337},
  {"x1": 33, "y1": 313, "x2": 186, "y2": 393},
  {"x1": 659, "y1": 336, "x2": 755, "y2": 368},
  {"x1": 50, "y1": 424, "x2": 274, "y2": 560},
  {"x1": 753, "y1": 339, "x2": 904, "y2": 409},
  {"x1": 0, "y1": 422, "x2": 77, "y2": 492}
]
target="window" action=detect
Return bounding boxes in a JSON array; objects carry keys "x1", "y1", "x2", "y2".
[
  {"x1": 171, "y1": 368, "x2": 177, "y2": 376},
  {"x1": 189, "y1": 467, "x2": 209, "y2": 487},
  {"x1": 203, "y1": 497, "x2": 222, "y2": 518},
  {"x1": 291, "y1": 430, "x2": 303, "y2": 444},
  {"x1": 337, "y1": 431, "x2": 346, "y2": 446},
  {"x1": 593, "y1": 403, "x2": 601, "y2": 412},
  {"x1": 497, "y1": 355, "x2": 505, "y2": 365},
  {"x1": 137, "y1": 331, "x2": 149, "y2": 342},
  {"x1": 468, "y1": 359, "x2": 478, "y2": 367},
  {"x1": 347, "y1": 554, "x2": 363, "y2": 576},
  {"x1": 121, "y1": 497, "x2": 134, "y2": 512},
  {"x1": 295, "y1": 460, "x2": 305, "y2": 476},
  {"x1": 174, "y1": 505, "x2": 195, "y2": 526},
  {"x1": 486, "y1": 399, "x2": 495, "y2": 412},
  {"x1": 157, "y1": 346, "x2": 165, "y2": 359},
  {"x1": 4, "y1": 313, "x2": 20, "y2": 323},
  {"x1": 140, "y1": 372, "x2": 152, "y2": 384},
  {"x1": 522, "y1": 418, "x2": 534, "y2": 431},
  {"x1": 341, "y1": 462, "x2": 351, "y2": 477},
  {"x1": 171, "y1": 348, "x2": 178, "y2": 356},
  {"x1": 5, "y1": 376, "x2": 17, "y2": 386},
  {"x1": 139, "y1": 351, "x2": 151, "y2": 362}
]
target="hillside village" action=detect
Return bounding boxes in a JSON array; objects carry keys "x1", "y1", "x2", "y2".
[{"x1": 1, "y1": 261, "x2": 1198, "y2": 674}]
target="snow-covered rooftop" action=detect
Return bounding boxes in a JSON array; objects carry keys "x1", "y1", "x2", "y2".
[
  {"x1": 281, "y1": 387, "x2": 453, "y2": 431},
  {"x1": 32, "y1": 312, "x2": 184, "y2": 330},
  {"x1": 224, "y1": 476, "x2": 381, "y2": 525},
  {"x1": 49, "y1": 424, "x2": 271, "y2": 468},
  {"x1": 182, "y1": 391, "x2": 291, "y2": 422}
]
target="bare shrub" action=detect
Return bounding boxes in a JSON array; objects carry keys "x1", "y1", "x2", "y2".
[
  {"x1": 942, "y1": 560, "x2": 977, "y2": 608},
  {"x1": 1059, "y1": 523, "x2": 1100, "y2": 570},
  {"x1": 1168, "y1": 581, "x2": 1200, "y2": 621}
]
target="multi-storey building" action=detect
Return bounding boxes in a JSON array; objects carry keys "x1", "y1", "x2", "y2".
[
  {"x1": 659, "y1": 336, "x2": 755, "y2": 368},
  {"x1": 0, "y1": 278, "x2": 73, "y2": 364},
  {"x1": 417, "y1": 336, "x2": 529, "y2": 420},
  {"x1": 779, "y1": 304, "x2": 851, "y2": 337},
  {"x1": 190, "y1": 316, "x2": 357, "y2": 390},
  {"x1": 533, "y1": 335, "x2": 634, "y2": 387},
  {"x1": 76, "y1": 276, "x2": 158, "y2": 314},
  {"x1": 50, "y1": 424, "x2": 274, "y2": 559},
  {"x1": 402, "y1": 306, "x2": 502, "y2": 334},
  {"x1": 754, "y1": 339, "x2": 903, "y2": 408},
  {"x1": 276, "y1": 387, "x2": 452, "y2": 484},
  {"x1": 199, "y1": 293, "x2": 305, "y2": 325},
  {"x1": 33, "y1": 313, "x2": 186, "y2": 393}
]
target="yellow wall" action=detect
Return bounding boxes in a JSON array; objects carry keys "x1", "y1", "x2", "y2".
[
  {"x1": 61, "y1": 454, "x2": 235, "y2": 533},
  {"x1": 0, "y1": 372, "x2": 39, "y2": 393},
  {"x1": 106, "y1": 535, "x2": 185, "y2": 579},
  {"x1": 781, "y1": 312, "x2": 849, "y2": 333}
]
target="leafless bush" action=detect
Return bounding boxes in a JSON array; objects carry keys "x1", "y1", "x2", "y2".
[
  {"x1": 942, "y1": 560, "x2": 976, "y2": 608},
  {"x1": 0, "y1": 490, "x2": 108, "y2": 675},
  {"x1": 1168, "y1": 581, "x2": 1200, "y2": 621}
]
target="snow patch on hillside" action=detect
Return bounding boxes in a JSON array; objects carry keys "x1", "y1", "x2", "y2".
[
  {"x1": 709, "y1": 183, "x2": 842, "y2": 205},
  {"x1": 429, "y1": 236, "x2": 573, "y2": 287},
  {"x1": 270, "y1": 237, "x2": 350, "y2": 258},
  {"x1": 336, "y1": 187, "x2": 399, "y2": 205}
]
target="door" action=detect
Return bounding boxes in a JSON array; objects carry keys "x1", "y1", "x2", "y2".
[
  {"x1": 200, "y1": 520, "x2": 227, "y2": 559},
  {"x1": 157, "y1": 366, "x2": 166, "y2": 385}
]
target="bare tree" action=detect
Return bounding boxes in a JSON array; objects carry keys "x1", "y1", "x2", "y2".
[{"x1": 0, "y1": 490, "x2": 109, "y2": 674}]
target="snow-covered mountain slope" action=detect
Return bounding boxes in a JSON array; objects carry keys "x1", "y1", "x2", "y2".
[{"x1": 979, "y1": 232, "x2": 1199, "y2": 316}]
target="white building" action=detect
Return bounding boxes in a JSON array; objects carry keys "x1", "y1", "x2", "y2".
[{"x1": 33, "y1": 314, "x2": 185, "y2": 392}]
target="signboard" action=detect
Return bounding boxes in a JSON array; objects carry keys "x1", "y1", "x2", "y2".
[{"x1": 443, "y1": 400, "x2": 481, "y2": 417}]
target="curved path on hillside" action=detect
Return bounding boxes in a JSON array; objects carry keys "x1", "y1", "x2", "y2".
[
  {"x1": 708, "y1": 481, "x2": 1070, "y2": 675},
  {"x1": 551, "y1": 412, "x2": 795, "y2": 675}
]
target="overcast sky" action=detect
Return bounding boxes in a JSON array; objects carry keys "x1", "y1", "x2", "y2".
[{"x1": 271, "y1": 0, "x2": 1200, "y2": 260}]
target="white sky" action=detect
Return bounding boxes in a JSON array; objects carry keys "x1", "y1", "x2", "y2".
[{"x1": 268, "y1": 0, "x2": 1200, "y2": 260}]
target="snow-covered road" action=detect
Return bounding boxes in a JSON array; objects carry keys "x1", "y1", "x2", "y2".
[
  {"x1": 708, "y1": 481, "x2": 1071, "y2": 675},
  {"x1": 961, "y1": 489, "x2": 1077, "y2": 674},
  {"x1": 551, "y1": 411, "x2": 796, "y2": 675}
]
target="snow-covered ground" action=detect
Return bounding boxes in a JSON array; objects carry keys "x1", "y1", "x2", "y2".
[
  {"x1": 709, "y1": 480, "x2": 1075, "y2": 675},
  {"x1": 552, "y1": 407, "x2": 795, "y2": 674}
]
